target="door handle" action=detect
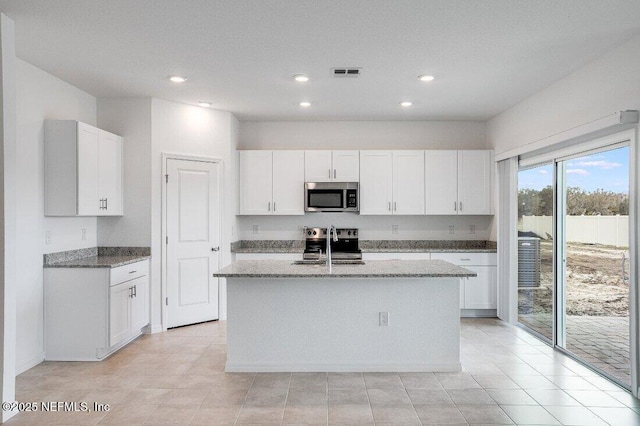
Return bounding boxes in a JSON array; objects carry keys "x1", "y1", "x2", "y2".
[{"x1": 211, "y1": 247, "x2": 220, "y2": 252}]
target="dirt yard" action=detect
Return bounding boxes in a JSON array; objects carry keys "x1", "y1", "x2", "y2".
[{"x1": 519, "y1": 241, "x2": 629, "y2": 317}]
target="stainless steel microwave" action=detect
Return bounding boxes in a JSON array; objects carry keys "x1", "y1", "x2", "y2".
[{"x1": 304, "y1": 182, "x2": 359, "y2": 213}]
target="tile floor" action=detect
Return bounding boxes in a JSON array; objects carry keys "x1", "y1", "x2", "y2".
[
  {"x1": 519, "y1": 313, "x2": 631, "y2": 385},
  {"x1": 7, "y1": 318, "x2": 640, "y2": 425}
]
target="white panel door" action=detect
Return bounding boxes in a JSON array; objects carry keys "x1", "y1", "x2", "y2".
[
  {"x1": 425, "y1": 150, "x2": 459, "y2": 215},
  {"x1": 109, "y1": 282, "x2": 131, "y2": 346},
  {"x1": 98, "y1": 130, "x2": 123, "y2": 216},
  {"x1": 77, "y1": 122, "x2": 100, "y2": 215},
  {"x1": 458, "y1": 150, "x2": 493, "y2": 215},
  {"x1": 167, "y1": 159, "x2": 220, "y2": 328},
  {"x1": 359, "y1": 151, "x2": 393, "y2": 215},
  {"x1": 332, "y1": 151, "x2": 360, "y2": 182},
  {"x1": 272, "y1": 151, "x2": 305, "y2": 215},
  {"x1": 239, "y1": 151, "x2": 273, "y2": 215},
  {"x1": 392, "y1": 151, "x2": 425, "y2": 215},
  {"x1": 463, "y1": 266, "x2": 497, "y2": 309},
  {"x1": 304, "y1": 151, "x2": 333, "y2": 182}
]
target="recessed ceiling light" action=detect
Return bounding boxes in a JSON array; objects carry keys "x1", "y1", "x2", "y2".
[
  {"x1": 418, "y1": 74, "x2": 435, "y2": 82},
  {"x1": 299, "y1": 101, "x2": 311, "y2": 107},
  {"x1": 293, "y1": 74, "x2": 309, "y2": 82},
  {"x1": 400, "y1": 101, "x2": 412, "y2": 107},
  {"x1": 169, "y1": 75, "x2": 187, "y2": 83},
  {"x1": 198, "y1": 101, "x2": 212, "y2": 107}
]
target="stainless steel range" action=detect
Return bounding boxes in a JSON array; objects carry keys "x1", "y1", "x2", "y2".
[{"x1": 303, "y1": 227, "x2": 362, "y2": 261}]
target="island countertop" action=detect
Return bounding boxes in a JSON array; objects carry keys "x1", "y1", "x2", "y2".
[{"x1": 214, "y1": 259, "x2": 476, "y2": 278}]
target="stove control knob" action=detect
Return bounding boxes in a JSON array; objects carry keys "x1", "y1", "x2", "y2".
[
  {"x1": 312, "y1": 230, "x2": 317, "y2": 236},
  {"x1": 307, "y1": 231, "x2": 312, "y2": 236},
  {"x1": 347, "y1": 230, "x2": 352, "y2": 236},
  {"x1": 353, "y1": 230, "x2": 357, "y2": 236}
]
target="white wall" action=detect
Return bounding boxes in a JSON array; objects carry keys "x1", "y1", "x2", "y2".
[
  {"x1": 97, "y1": 98, "x2": 152, "y2": 247},
  {"x1": 239, "y1": 214, "x2": 492, "y2": 241},
  {"x1": 238, "y1": 120, "x2": 492, "y2": 241},
  {"x1": 489, "y1": 34, "x2": 640, "y2": 157},
  {"x1": 240, "y1": 121, "x2": 487, "y2": 150},
  {"x1": 15, "y1": 59, "x2": 97, "y2": 373},
  {"x1": 150, "y1": 98, "x2": 237, "y2": 328}
]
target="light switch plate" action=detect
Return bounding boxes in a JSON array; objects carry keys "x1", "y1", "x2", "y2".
[
  {"x1": 252, "y1": 225, "x2": 260, "y2": 234},
  {"x1": 392, "y1": 225, "x2": 399, "y2": 234}
]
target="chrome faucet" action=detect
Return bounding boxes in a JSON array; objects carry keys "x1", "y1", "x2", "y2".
[{"x1": 327, "y1": 225, "x2": 338, "y2": 273}]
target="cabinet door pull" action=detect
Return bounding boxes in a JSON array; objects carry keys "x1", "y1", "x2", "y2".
[
  {"x1": 388, "y1": 202, "x2": 391, "y2": 211},
  {"x1": 454, "y1": 202, "x2": 457, "y2": 211},
  {"x1": 274, "y1": 202, "x2": 276, "y2": 211},
  {"x1": 459, "y1": 201, "x2": 463, "y2": 211},
  {"x1": 333, "y1": 169, "x2": 336, "y2": 179},
  {"x1": 460, "y1": 258, "x2": 471, "y2": 261},
  {"x1": 394, "y1": 202, "x2": 397, "y2": 211},
  {"x1": 105, "y1": 198, "x2": 108, "y2": 210},
  {"x1": 267, "y1": 202, "x2": 271, "y2": 211},
  {"x1": 133, "y1": 285, "x2": 137, "y2": 297},
  {"x1": 129, "y1": 270, "x2": 137, "y2": 274},
  {"x1": 129, "y1": 286, "x2": 133, "y2": 298},
  {"x1": 328, "y1": 169, "x2": 331, "y2": 179}
]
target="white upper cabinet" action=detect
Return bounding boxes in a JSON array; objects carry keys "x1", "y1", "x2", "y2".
[
  {"x1": 392, "y1": 151, "x2": 425, "y2": 215},
  {"x1": 45, "y1": 120, "x2": 123, "y2": 216},
  {"x1": 304, "y1": 150, "x2": 359, "y2": 182},
  {"x1": 458, "y1": 150, "x2": 493, "y2": 215},
  {"x1": 425, "y1": 150, "x2": 459, "y2": 215},
  {"x1": 239, "y1": 150, "x2": 304, "y2": 215},
  {"x1": 425, "y1": 150, "x2": 493, "y2": 215},
  {"x1": 272, "y1": 151, "x2": 305, "y2": 215},
  {"x1": 360, "y1": 151, "x2": 393, "y2": 215},
  {"x1": 360, "y1": 151, "x2": 424, "y2": 215}
]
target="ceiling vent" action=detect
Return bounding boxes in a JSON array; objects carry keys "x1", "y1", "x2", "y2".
[{"x1": 332, "y1": 68, "x2": 361, "y2": 78}]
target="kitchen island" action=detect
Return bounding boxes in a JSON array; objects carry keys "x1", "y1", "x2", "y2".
[{"x1": 214, "y1": 259, "x2": 475, "y2": 373}]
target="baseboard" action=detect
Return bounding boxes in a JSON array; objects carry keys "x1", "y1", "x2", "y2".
[
  {"x1": 460, "y1": 309, "x2": 497, "y2": 318},
  {"x1": 16, "y1": 352, "x2": 45, "y2": 375},
  {"x1": 149, "y1": 324, "x2": 164, "y2": 334},
  {"x1": 225, "y1": 362, "x2": 461, "y2": 373}
]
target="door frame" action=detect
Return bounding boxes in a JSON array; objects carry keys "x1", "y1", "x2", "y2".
[{"x1": 161, "y1": 153, "x2": 224, "y2": 331}]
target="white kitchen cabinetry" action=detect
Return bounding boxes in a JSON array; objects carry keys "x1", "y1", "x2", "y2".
[
  {"x1": 44, "y1": 260, "x2": 149, "y2": 360},
  {"x1": 239, "y1": 150, "x2": 305, "y2": 215},
  {"x1": 45, "y1": 120, "x2": 123, "y2": 216},
  {"x1": 431, "y1": 252, "x2": 497, "y2": 315},
  {"x1": 362, "y1": 252, "x2": 431, "y2": 261},
  {"x1": 424, "y1": 150, "x2": 493, "y2": 215},
  {"x1": 234, "y1": 253, "x2": 302, "y2": 261},
  {"x1": 304, "y1": 150, "x2": 359, "y2": 182},
  {"x1": 360, "y1": 151, "x2": 424, "y2": 215}
]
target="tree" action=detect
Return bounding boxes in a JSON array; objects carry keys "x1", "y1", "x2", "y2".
[{"x1": 519, "y1": 186, "x2": 628, "y2": 217}]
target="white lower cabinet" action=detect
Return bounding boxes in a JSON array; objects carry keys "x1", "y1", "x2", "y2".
[
  {"x1": 45, "y1": 259, "x2": 149, "y2": 360},
  {"x1": 430, "y1": 253, "x2": 497, "y2": 315}
]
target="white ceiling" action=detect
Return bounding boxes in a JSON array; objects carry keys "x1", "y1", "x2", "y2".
[{"x1": 1, "y1": 0, "x2": 640, "y2": 121}]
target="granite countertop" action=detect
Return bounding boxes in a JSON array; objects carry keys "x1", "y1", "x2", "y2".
[
  {"x1": 231, "y1": 240, "x2": 496, "y2": 254},
  {"x1": 214, "y1": 259, "x2": 477, "y2": 278},
  {"x1": 44, "y1": 247, "x2": 151, "y2": 268}
]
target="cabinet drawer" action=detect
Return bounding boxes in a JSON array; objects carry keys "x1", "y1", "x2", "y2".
[
  {"x1": 110, "y1": 260, "x2": 148, "y2": 286},
  {"x1": 363, "y1": 252, "x2": 431, "y2": 261},
  {"x1": 430, "y1": 252, "x2": 496, "y2": 266}
]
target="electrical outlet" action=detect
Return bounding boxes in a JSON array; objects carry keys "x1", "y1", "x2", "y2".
[
  {"x1": 45, "y1": 231, "x2": 52, "y2": 245},
  {"x1": 252, "y1": 225, "x2": 260, "y2": 234},
  {"x1": 81, "y1": 229, "x2": 87, "y2": 241},
  {"x1": 392, "y1": 225, "x2": 399, "y2": 234},
  {"x1": 379, "y1": 312, "x2": 389, "y2": 327},
  {"x1": 448, "y1": 225, "x2": 454, "y2": 234},
  {"x1": 469, "y1": 225, "x2": 476, "y2": 234}
]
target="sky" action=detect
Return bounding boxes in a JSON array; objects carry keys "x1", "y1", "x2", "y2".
[{"x1": 518, "y1": 146, "x2": 629, "y2": 193}]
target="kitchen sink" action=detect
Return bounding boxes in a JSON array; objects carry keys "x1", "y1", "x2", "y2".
[{"x1": 292, "y1": 260, "x2": 365, "y2": 265}]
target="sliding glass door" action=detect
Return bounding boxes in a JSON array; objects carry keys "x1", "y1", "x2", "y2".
[
  {"x1": 517, "y1": 163, "x2": 554, "y2": 341},
  {"x1": 557, "y1": 146, "x2": 630, "y2": 386},
  {"x1": 517, "y1": 142, "x2": 631, "y2": 388}
]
